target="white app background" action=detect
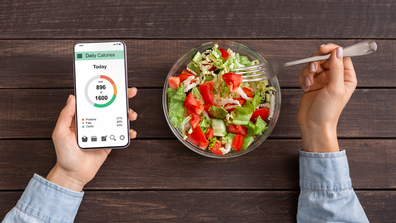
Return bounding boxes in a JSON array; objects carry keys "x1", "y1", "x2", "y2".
[{"x1": 74, "y1": 42, "x2": 129, "y2": 148}]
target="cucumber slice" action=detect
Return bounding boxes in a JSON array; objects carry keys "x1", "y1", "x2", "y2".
[
  {"x1": 212, "y1": 119, "x2": 227, "y2": 137},
  {"x1": 192, "y1": 51, "x2": 203, "y2": 63},
  {"x1": 205, "y1": 75, "x2": 214, "y2": 82},
  {"x1": 240, "y1": 55, "x2": 250, "y2": 62},
  {"x1": 265, "y1": 93, "x2": 271, "y2": 102},
  {"x1": 240, "y1": 60, "x2": 253, "y2": 67},
  {"x1": 187, "y1": 61, "x2": 200, "y2": 74}
]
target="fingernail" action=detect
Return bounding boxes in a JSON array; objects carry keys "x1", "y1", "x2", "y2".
[
  {"x1": 336, "y1": 47, "x2": 343, "y2": 59},
  {"x1": 319, "y1": 44, "x2": 326, "y2": 48},
  {"x1": 133, "y1": 87, "x2": 138, "y2": 93},
  {"x1": 66, "y1": 95, "x2": 72, "y2": 104},
  {"x1": 309, "y1": 63, "x2": 315, "y2": 73},
  {"x1": 305, "y1": 77, "x2": 311, "y2": 87},
  {"x1": 133, "y1": 111, "x2": 138, "y2": 117},
  {"x1": 302, "y1": 84, "x2": 308, "y2": 92}
]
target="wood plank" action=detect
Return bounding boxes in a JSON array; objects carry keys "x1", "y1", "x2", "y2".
[
  {"x1": 0, "y1": 89, "x2": 395, "y2": 139},
  {"x1": 1, "y1": 191, "x2": 395, "y2": 222},
  {"x1": 1, "y1": 139, "x2": 395, "y2": 190},
  {"x1": 0, "y1": 40, "x2": 393, "y2": 88},
  {"x1": 1, "y1": 1, "x2": 395, "y2": 39}
]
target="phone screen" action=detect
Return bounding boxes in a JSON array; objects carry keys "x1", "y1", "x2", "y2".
[{"x1": 74, "y1": 41, "x2": 129, "y2": 149}]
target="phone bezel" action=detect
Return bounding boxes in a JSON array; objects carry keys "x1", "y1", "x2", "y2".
[{"x1": 73, "y1": 41, "x2": 130, "y2": 150}]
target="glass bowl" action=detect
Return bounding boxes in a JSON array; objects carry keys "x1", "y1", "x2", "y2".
[{"x1": 162, "y1": 41, "x2": 281, "y2": 158}]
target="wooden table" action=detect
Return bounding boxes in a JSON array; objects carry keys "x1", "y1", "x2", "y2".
[{"x1": 1, "y1": 1, "x2": 395, "y2": 222}]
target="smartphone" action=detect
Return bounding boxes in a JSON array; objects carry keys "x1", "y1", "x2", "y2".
[{"x1": 73, "y1": 41, "x2": 130, "y2": 149}]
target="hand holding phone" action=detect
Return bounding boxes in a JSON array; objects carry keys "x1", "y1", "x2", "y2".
[
  {"x1": 47, "y1": 89, "x2": 137, "y2": 192},
  {"x1": 73, "y1": 41, "x2": 130, "y2": 149}
]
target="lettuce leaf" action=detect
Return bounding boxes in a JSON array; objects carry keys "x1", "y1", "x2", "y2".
[
  {"x1": 232, "y1": 113, "x2": 252, "y2": 125},
  {"x1": 199, "y1": 115, "x2": 209, "y2": 133},
  {"x1": 224, "y1": 133, "x2": 235, "y2": 144},
  {"x1": 231, "y1": 93, "x2": 262, "y2": 125},
  {"x1": 245, "y1": 116, "x2": 268, "y2": 136},
  {"x1": 241, "y1": 135, "x2": 254, "y2": 150},
  {"x1": 192, "y1": 86, "x2": 202, "y2": 99},
  {"x1": 167, "y1": 83, "x2": 186, "y2": 127},
  {"x1": 208, "y1": 137, "x2": 217, "y2": 148},
  {"x1": 209, "y1": 105, "x2": 228, "y2": 119}
]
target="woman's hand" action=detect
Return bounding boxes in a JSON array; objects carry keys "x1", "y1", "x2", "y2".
[
  {"x1": 297, "y1": 44, "x2": 357, "y2": 153},
  {"x1": 46, "y1": 87, "x2": 138, "y2": 192}
]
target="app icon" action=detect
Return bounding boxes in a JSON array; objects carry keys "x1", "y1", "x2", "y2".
[
  {"x1": 91, "y1": 136, "x2": 97, "y2": 142},
  {"x1": 110, "y1": 135, "x2": 116, "y2": 141},
  {"x1": 82, "y1": 136, "x2": 88, "y2": 142},
  {"x1": 102, "y1": 136, "x2": 107, "y2": 141},
  {"x1": 120, "y1": 135, "x2": 125, "y2": 140}
]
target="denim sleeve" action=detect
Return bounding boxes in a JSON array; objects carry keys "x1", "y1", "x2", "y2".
[
  {"x1": 297, "y1": 150, "x2": 369, "y2": 223},
  {"x1": 2, "y1": 174, "x2": 83, "y2": 223}
]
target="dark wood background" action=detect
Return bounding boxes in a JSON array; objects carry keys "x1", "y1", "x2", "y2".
[{"x1": 1, "y1": 0, "x2": 395, "y2": 222}]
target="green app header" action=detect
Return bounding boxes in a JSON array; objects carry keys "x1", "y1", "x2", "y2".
[{"x1": 75, "y1": 50, "x2": 124, "y2": 61}]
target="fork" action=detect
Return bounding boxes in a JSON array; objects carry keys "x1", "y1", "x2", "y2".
[{"x1": 232, "y1": 41, "x2": 377, "y2": 82}]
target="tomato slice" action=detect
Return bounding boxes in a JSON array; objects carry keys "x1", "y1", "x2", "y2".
[
  {"x1": 184, "y1": 92, "x2": 204, "y2": 115},
  {"x1": 227, "y1": 124, "x2": 248, "y2": 137},
  {"x1": 242, "y1": 87, "x2": 254, "y2": 98},
  {"x1": 187, "y1": 126, "x2": 209, "y2": 150},
  {"x1": 180, "y1": 68, "x2": 194, "y2": 75},
  {"x1": 232, "y1": 134, "x2": 245, "y2": 152},
  {"x1": 235, "y1": 98, "x2": 246, "y2": 107},
  {"x1": 210, "y1": 140, "x2": 224, "y2": 155},
  {"x1": 205, "y1": 127, "x2": 214, "y2": 139},
  {"x1": 199, "y1": 81, "x2": 214, "y2": 105},
  {"x1": 219, "y1": 48, "x2": 229, "y2": 60},
  {"x1": 250, "y1": 107, "x2": 270, "y2": 123},
  {"x1": 222, "y1": 73, "x2": 242, "y2": 92},
  {"x1": 187, "y1": 109, "x2": 201, "y2": 129},
  {"x1": 168, "y1": 77, "x2": 180, "y2": 89},
  {"x1": 178, "y1": 72, "x2": 195, "y2": 83}
]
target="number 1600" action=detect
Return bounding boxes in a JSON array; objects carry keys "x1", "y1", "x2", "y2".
[{"x1": 95, "y1": 95, "x2": 108, "y2": 100}]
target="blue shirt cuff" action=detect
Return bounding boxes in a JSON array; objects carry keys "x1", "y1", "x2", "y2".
[
  {"x1": 299, "y1": 150, "x2": 352, "y2": 191},
  {"x1": 15, "y1": 174, "x2": 84, "y2": 222}
]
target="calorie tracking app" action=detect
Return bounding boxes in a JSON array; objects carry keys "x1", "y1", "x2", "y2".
[{"x1": 74, "y1": 42, "x2": 129, "y2": 149}]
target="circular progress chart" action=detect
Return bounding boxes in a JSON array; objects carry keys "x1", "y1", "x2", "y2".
[{"x1": 85, "y1": 75, "x2": 117, "y2": 108}]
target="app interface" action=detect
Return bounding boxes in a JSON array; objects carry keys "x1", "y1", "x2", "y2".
[{"x1": 74, "y1": 42, "x2": 129, "y2": 148}]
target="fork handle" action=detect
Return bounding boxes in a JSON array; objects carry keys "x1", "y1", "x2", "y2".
[{"x1": 283, "y1": 41, "x2": 377, "y2": 68}]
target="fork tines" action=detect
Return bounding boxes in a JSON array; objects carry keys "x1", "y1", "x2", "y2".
[
  {"x1": 232, "y1": 64, "x2": 267, "y2": 82},
  {"x1": 232, "y1": 64, "x2": 263, "y2": 71}
]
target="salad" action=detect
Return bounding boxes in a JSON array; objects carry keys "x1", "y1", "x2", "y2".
[{"x1": 167, "y1": 44, "x2": 276, "y2": 155}]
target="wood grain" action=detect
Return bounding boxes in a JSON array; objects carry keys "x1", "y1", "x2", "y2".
[
  {"x1": 1, "y1": 191, "x2": 395, "y2": 222},
  {"x1": 1, "y1": 0, "x2": 395, "y2": 220},
  {"x1": 1, "y1": 139, "x2": 395, "y2": 190},
  {"x1": 0, "y1": 40, "x2": 393, "y2": 88},
  {"x1": 1, "y1": 0, "x2": 395, "y2": 39},
  {"x1": 0, "y1": 89, "x2": 395, "y2": 139}
]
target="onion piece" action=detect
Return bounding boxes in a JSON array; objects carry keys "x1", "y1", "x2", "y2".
[
  {"x1": 183, "y1": 76, "x2": 197, "y2": 92},
  {"x1": 236, "y1": 87, "x2": 253, "y2": 101},
  {"x1": 214, "y1": 98, "x2": 241, "y2": 106},
  {"x1": 201, "y1": 110, "x2": 211, "y2": 121},
  {"x1": 224, "y1": 143, "x2": 231, "y2": 154},
  {"x1": 269, "y1": 93, "x2": 275, "y2": 120}
]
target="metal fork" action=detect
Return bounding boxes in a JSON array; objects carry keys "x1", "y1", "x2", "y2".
[{"x1": 232, "y1": 41, "x2": 377, "y2": 82}]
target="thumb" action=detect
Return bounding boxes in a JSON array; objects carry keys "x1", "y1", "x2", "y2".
[
  {"x1": 328, "y1": 47, "x2": 345, "y2": 93},
  {"x1": 54, "y1": 95, "x2": 76, "y2": 132}
]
